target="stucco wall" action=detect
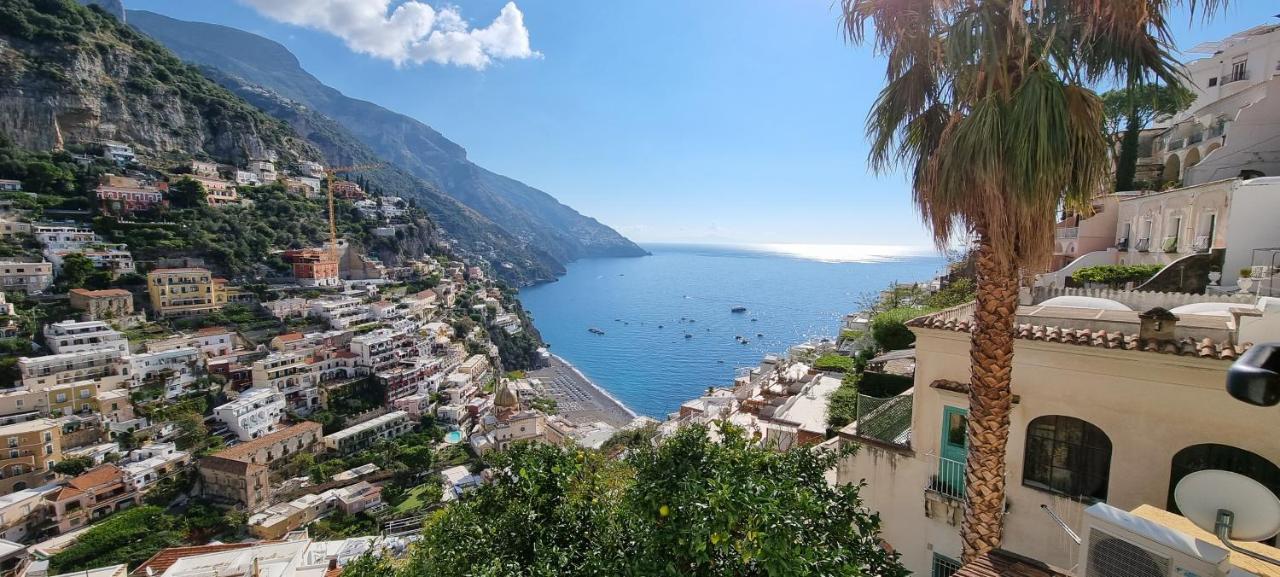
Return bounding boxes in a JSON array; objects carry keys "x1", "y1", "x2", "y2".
[
  {"x1": 1222, "y1": 178, "x2": 1280, "y2": 288},
  {"x1": 834, "y1": 327, "x2": 1279, "y2": 573}
]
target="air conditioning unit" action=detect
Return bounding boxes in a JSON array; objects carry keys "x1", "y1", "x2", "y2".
[{"x1": 1080, "y1": 503, "x2": 1230, "y2": 577}]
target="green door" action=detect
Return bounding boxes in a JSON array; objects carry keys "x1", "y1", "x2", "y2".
[{"x1": 938, "y1": 406, "x2": 968, "y2": 497}]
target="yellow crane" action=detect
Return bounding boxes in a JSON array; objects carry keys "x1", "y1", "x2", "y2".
[{"x1": 322, "y1": 164, "x2": 381, "y2": 263}]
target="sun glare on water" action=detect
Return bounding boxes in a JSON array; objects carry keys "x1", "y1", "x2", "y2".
[{"x1": 746, "y1": 243, "x2": 936, "y2": 263}]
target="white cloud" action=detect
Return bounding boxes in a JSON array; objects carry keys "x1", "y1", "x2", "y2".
[{"x1": 238, "y1": 0, "x2": 539, "y2": 69}]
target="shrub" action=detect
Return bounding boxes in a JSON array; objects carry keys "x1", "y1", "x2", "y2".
[
  {"x1": 870, "y1": 307, "x2": 934, "y2": 351},
  {"x1": 1071, "y1": 264, "x2": 1163, "y2": 288},
  {"x1": 813, "y1": 353, "x2": 855, "y2": 373}
]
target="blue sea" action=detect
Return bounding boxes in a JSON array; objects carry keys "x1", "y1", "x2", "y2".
[{"x1": 517, "y1": 243, "x2": 946, "y2": 418}]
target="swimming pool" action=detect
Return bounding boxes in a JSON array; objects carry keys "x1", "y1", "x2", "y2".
[{"x1": 444, "y1": 430, "x2": 463, "y2": 444}]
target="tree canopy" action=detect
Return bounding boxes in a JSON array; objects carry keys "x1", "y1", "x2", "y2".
[
  {"x1": 351, "y1": 424, "x2": 905, "y2": 577},
  {"x1": 1102, "y1": 82, "x2": 1195, "y2": 191}
]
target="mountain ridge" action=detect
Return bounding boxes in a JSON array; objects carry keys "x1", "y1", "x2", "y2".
[{"x1": 127, "y1": 9, "x2": 648, "y2": 266}]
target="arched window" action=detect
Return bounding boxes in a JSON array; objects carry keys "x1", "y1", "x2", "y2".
[
  {"x1": 1168, "y1": 444, "x2": 1280, "y2": 513},
  {"x1": 1023, "y1": 415, "x2": 1113, "y2": 501}
]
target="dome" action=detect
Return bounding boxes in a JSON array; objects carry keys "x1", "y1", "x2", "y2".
[
  {"x1": 494, "y1": 379, "x2": 519, "y2": 408},
  {"x1": 1169, "y1": 302, "x2": 1246, "y2": 317},
  {"x1": 1040, "y1": 296, "x2": 1132, "y2": 311}
]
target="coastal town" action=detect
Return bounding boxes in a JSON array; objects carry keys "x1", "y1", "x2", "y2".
[{"x1": 0, "y1": 2, "x2": 1279, "y2": 577}]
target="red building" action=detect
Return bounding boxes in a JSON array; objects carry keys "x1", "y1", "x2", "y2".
[
  {"x1": 282, "y1": 248, "x2": 340, "y2": 287},
  {"x1": 328, "y1": 180, "x2": 366, "y2": 200}
]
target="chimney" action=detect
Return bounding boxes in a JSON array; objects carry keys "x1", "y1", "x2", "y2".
[{"x1": 1138, "y1": 307, "x2": 1180, "y2": 341}]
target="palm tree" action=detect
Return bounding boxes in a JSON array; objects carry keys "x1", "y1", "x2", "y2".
[{"x1": 841, "y1": 0, "x2": 1223, "y2": 562}]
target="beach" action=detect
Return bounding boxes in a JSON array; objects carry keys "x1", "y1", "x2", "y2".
[{"x1": 528, "y1": 354, "x2": 636, "y2": 428}]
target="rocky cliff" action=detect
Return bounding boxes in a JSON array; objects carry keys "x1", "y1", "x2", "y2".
[
  {"x1": 0, "y1": 0, "x2": 316, "y2": 167},
  {"x1": 128, "y1": 9, "x2": 649, "y2": 266}
]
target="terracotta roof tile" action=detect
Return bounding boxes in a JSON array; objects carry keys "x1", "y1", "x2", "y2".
[
  {"x1": 954, "y1": 550, "x2": 1069, "y2": 577},
  {"x1": 68, "y1": 464, "x2": 123, "y2": 490},
  {"x1": 69, "y1": 288, "x2": 132, "y2": 298},
  {"x1": 907, "y1": 308, "x2": 1248, "y2": 361},
  {"x1": 210, "y1": 421, "x2": 322, "y2": 462},
  {"x1": 198, "y1": 455, "x2": 258, "y2": 475}
]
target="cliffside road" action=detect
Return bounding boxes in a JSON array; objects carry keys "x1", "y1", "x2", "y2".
[{"x1": 528, "y1": 356, "x2": 634, "y2": 428}]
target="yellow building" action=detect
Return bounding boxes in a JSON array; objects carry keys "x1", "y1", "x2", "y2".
[
  {"x1": 147, "y1": 268, "x2": 228, "y2": 317},
  {"x1": 0, "y1": 419, "x2": 62, "y2": 495}
]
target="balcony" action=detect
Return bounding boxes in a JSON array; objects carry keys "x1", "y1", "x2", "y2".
[
  {"x1": 1162, "y1": 236, "x2": 1180, "y2": 253},
  {"x1": 1115, "y1": 237, "x2": 1129, "y2": 251},
  {"x1": 1055, "y1": 227, "x2": 1078, "y2": 240},
  {"x1": 925, "y1": 453, "x2": 966, "y2": 502},
  {"x1": 1192, "y1": 236, "x2": 1211, "y2": 253},
  {"x1": 1134, "y1": 238, "x2": 1151, "y2": 253}
]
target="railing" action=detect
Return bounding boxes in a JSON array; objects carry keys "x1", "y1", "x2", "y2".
[
  {"x1": 1115, "y1": 238, "x2": 1129, "y2": 251},
  {"x1": 1192, "y1": 236, "x2": 1211, "y2": 253},
  {"x1": 1134, "y1": 238, "x2": 1151, "y2": 252},
  {"x1": 1188, "y1": 131, "x2": 1204, "y2": 145},
  {"x1": 925, "y1": 452, "x2": 966, "y2": 502},
  {"x1": 1055, "y1": 227, "x2": 1079, "y2": 240},
  {"x1": 931, "y1": 554, "x2": 963, "y2": 577},
  {"x1": 1221, "y1": 71, "x2": 1249, "y2": 85},
  {"x1": 1162, "y1": 236, "x2": 1180, "y2": 253}
]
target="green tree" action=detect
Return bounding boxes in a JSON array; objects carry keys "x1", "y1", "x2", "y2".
[
  {"x1": 841, "y1": 0, "x2": 1218, "y2": 560},
  {"x1": 58, "y1": 252, "x2": 97, "y2": 290},
  {"x1": 49, "y1": 506, "x2": 184, "y2": 572},
  {"x1": 382, "y1": 424, "x2": 904, "y2": 577},
  {"x1": 1102, "y1": 83, "x2": 1195, "y2": 191},
  {"x1": 168, "y1": 177, "x2": 207, "y2": 209},
  {"x1": 52, "y1": 455, "x2": 95, "y2": 476}
]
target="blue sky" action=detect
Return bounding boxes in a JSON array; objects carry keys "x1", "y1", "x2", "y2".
[{"x1": 128, "y1": 1, "x2": 1278, "y2": 247}]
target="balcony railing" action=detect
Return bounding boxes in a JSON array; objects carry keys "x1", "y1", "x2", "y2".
[
  {"x1": 1055, "y1": 227, "x2": 1079, "y2": 240},
  {"x1": 1193, "y1": 236, "x2": 1211, "y2": 253},
  {"x1": 1134, "y1": 238, "x2": 1151, "y2": 252},
  {"x1": 925, "y1": 453, "x2": 966, "y2": 502},
  {"x1": 1162, "y1": 236, "x2": 1180, "y2": 253},
  {"x1": 1115, "y1": 238, "x2": 1129, "y2": 251}
]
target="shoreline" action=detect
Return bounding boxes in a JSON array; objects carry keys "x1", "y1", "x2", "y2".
[{"x1": 550, "y1": 353, "x2": 638, "y2": 419}]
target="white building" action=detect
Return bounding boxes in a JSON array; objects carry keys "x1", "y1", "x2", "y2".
[
  {"x1": 120, "y1": 442, "x2": 190, "y2": 491},
  {"x1": 213, "y1": 388, "x2": 286, "y2": 442},
  {"x1": 129, "y1": 347, "x2": 200, "y2": 399},
  {"x1": 311, "y1": 297, "x2": 372, "y2": 330},
  {"x1": 251, "y1": 350, "x2": 325, "y2": 413},
  {"x1": 101, "y1": 142, "x2": 135, "y2": 165},
  {"x1": 1146, "y1": 24, "x2": 1280, "y2": 187},
  {"x1": 323, "y1": 411, "x2": 412, "y2": 454},
  {"x1": 43, "y1": 320, "x2": 129, "y2": 355},
  {"x1": 19, "y1": 347, "x2": 128, "y2": 389}
]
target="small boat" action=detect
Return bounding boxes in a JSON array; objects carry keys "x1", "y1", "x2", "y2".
[
  {"x1": 750, "y1": 318, "x2": 758, "y2": 322},
  {"x1": 588, "y1": 328, "x2": 605, "y2": 335},
  {"x1": 684, "y1": 333, "x2": 693, "y2": 339},
  {"x1": 756, "y1": 333, "x2": 764, "y2": 338},
  {"x1": 689, "y1": 319, "x2": 696, "y2": 323},
  {"x1": 717, "y1": 360, "x2": 725, "y2": 364},
  {"x1": 741, "y1": 339, "x2": 750, "y2": 344},
  {"x1": 658, "y1": 325, "x2": 664, "y2": 328},
  {"x1": 731, "y1": 306, "x2": 748, "y2": 313},
  {"x1": 735, "y1": 335, "x2": 743, "y2": 341}
]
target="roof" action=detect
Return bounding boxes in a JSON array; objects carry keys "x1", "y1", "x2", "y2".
[
  {"x1": 869, "y1": 349, "x2": 915, "y2": 364},
  {"x1": 953, "y1": 550, "x2": 1069, "y2": 577},
  {"x1": 907, "y1": 306, "x2": 1248, "y2": 361},
  {"x1": 67, "y1": 464, "x2": 123, "y2": 490},
  {"x1": 212, "y1": 421, "x2": 322, "y2": 462},
  {"x1": 69, "y1": 288, "x2": 131, "y2": 298},
  {"x1": 274, "y1": 332, "x2": 304, "y2": 343},
  {"x1": 130, "y1": 543, "x2": 268, "y2": 577},
  {"x1": 1131, "y1": 505, "x2": 1280, "y2": 577},
  {"x1": 194, "y1": 327, "x2": 232, "y2": 336}
]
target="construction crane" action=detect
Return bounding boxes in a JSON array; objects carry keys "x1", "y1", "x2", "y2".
[{"x1": 322, "y1": 164, "x2": 381, "y2": 263}]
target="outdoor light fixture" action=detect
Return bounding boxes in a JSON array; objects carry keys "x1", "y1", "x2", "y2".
[{"x1": 1226, "y1": 342, "x2": 1280, "y2": 407}]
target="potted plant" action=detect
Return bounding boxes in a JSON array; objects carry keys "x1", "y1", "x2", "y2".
[
  {"x1": 1239, "y1": 267, "x2": 1254, "y2": 292},
  {"x1": 1208, "y1": 265, "x2": 1222, "y2": 286}
]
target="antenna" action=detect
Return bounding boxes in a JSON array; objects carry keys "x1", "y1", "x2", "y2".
[{"x1": 1174, "y1": 469, "x2": 1280, "y2": 566}]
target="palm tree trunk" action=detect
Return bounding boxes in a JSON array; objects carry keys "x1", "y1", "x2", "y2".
[{"x1": 961, "y1": 229, "x2": 1019, "y2": 563}]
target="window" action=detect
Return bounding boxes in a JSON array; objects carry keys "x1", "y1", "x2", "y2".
[
  {"x1": 931, "y1": 553, "x2": 962, "y2": 577},
  {"x1": 1168, "y1": 444, "x2": 1279, "y2": 515},
  {"x1": 55, "y1": 393, "x2": 66, "y2": 403},
  {"x1": 1023, "y1": 415, "x2": 1112, "y2": 501},
  {"x1": 1208, "y1": 77, "x2": 1218, "y2": 87},
  {"x1": 1232, "y1": 58, "x2": 1248, "y2": 82}
]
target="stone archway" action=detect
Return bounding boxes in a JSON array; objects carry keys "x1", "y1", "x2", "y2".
[
  {"x1": 1163, "y1": 153, "x2": 1181, "y2": 185},
  {"x1": 1204, "y1": 141, "x2": 1222, "y2": 158},
  {"x1": 1185, "y1": 147, "x2": 1201, "y2": 168}
]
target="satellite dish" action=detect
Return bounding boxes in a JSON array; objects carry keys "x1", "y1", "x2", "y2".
[{"x1": 1175, "y1": 470, "x2": 1280, "y2": 542}]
